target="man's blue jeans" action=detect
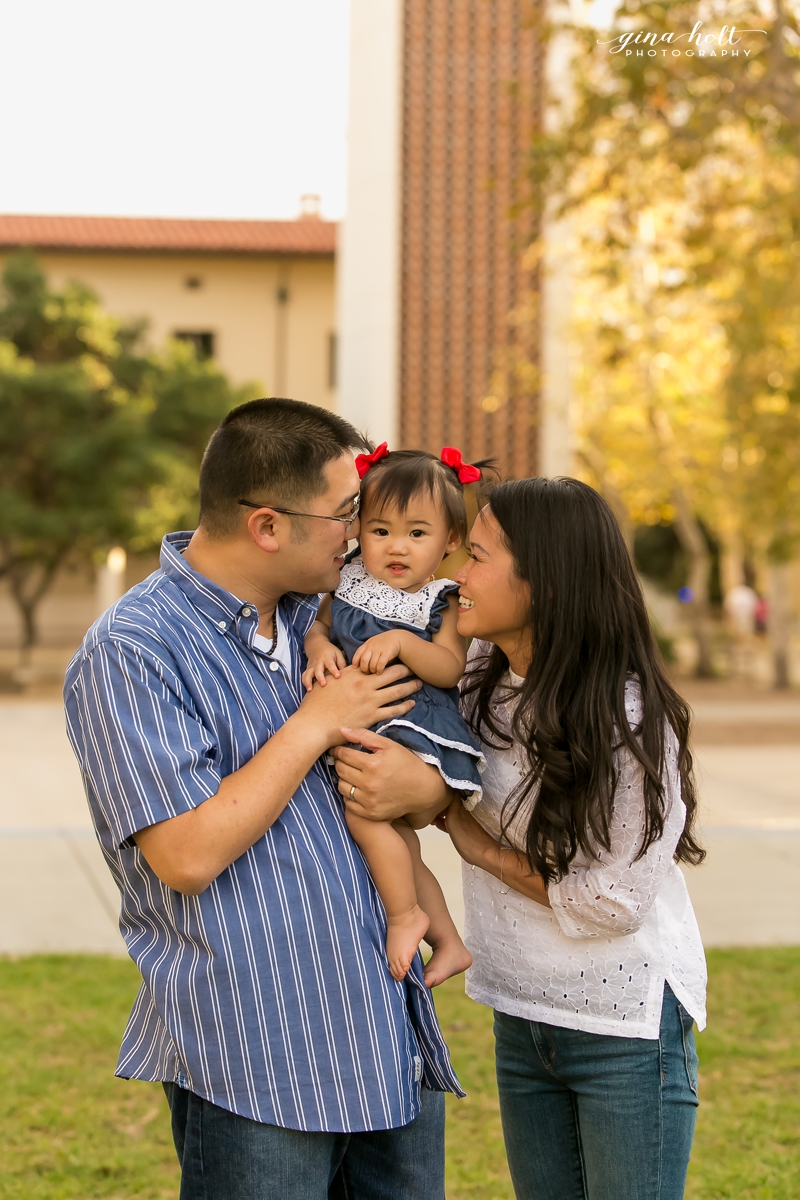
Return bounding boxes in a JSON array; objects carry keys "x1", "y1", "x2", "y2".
[
  {"x1": 163, "y1": 1081, "x2": 445, "y2": 1200},
  {"x1": 493, "y1": 984, "x2": 699, "y2": 1200}
]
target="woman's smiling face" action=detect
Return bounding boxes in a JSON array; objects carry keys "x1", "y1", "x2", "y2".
[{"x1": 454, "y1": 506, "x2": 532, "y2": 667}]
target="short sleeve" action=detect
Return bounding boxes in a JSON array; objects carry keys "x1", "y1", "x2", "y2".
[
  {"x1": 65, "y1": 638, "x2": 223, "y2": 848},
  {"x1": 427, "y1": 581, "x2": 460, "y2": 634}
]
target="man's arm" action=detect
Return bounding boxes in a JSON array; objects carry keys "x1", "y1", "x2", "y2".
[{"x1": 134, "y1": 665, "x2": 421, "y2": 894}]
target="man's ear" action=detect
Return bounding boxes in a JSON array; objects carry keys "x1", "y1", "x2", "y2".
[{"x1": 246, "y1": 508, "x2": 284, "y2": 554}]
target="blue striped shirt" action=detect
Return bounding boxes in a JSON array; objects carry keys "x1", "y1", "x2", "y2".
[{"x1": 64, "y1": 531, "x2": 463, "y2": 1132}]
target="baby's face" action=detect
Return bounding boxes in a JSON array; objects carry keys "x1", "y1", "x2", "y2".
[{"x1": 359, "y1": 491, "x2": 461, "y2": 592}]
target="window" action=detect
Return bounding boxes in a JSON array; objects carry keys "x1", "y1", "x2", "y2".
[{"x1": 174, "y1": 331, "x2": 214, "y2": 360}]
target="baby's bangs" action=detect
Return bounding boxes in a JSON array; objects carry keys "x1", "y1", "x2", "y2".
[{"x1": 361, "y1": 451, "x2": 466, "y2": 537}]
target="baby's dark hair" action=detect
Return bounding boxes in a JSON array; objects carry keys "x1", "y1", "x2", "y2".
[{"x1": 360, "y1": 449, "x2": 494, "y2": 541}]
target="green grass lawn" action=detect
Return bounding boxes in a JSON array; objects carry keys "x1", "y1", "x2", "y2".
[{"x1": 0, "y1": 950, "x2": 797, "y2": 1199}]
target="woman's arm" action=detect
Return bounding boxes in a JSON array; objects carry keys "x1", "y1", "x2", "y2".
[
  {"x1": 443, "y1": 743, "x2": 686, "y2": 931},
  {"x1": 352, "y1": 596, "x2": 467, "y2": 688},
  {"x1": 547, "y1": 739, "x2": 686, "y2": 939},
  {"x1": 439, "y1": 799, "x2": 551, "y2": 907}
]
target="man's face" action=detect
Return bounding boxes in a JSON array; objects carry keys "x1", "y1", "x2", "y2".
[{"x1": 269, "y1": 452, "x2": 361, "y2": 595}]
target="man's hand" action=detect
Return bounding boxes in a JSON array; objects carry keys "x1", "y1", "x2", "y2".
[
  {"x1": 351, "y1": 631, "x2": 405, "y2": 675},
  {"x1": 300, "y1": 664, "x2": 421, "y2": 748},
  {"x1": 333, "y1": 727, "x2": 453, "y2": 822}
]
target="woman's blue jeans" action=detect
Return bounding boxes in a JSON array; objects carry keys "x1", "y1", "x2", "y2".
[{"x1": 493, "y1": 984, "x2": 699, "y2": 1200}]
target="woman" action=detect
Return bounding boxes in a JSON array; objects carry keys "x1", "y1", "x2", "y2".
[
  {"x1": 445, "y1": 477, "x2": 707, "y2": 1200},
  {"x1": 333, "y1": 476, "x2": 706, "y2": 1200}
]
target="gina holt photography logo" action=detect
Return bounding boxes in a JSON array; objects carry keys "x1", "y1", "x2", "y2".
[{"x1": 598, "y1": 20, "x2": 768, "y2": 56}]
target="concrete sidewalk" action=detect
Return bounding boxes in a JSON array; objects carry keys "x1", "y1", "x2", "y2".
[
  {"x1": 1, "y1": 700, "x2": 798, "y2": 954},
  {"x1": 0, "y1": 702, "x2": 123, "y2": 953}
]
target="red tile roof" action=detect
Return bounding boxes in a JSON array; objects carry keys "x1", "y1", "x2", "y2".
[{"x1": 0, "y1": 214, "x2": 337, "y2": 255}]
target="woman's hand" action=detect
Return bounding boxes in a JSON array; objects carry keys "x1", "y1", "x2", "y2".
[
  {"x1": 438, "y1": 798, "x2": 552, "y2": 907},
  {"x1": 333, "y1": 727, "x2": 451, "y2": 821},
  {"x1": 351, "y1": 632, "x2": 405, "y2": 675},
  {"x1": 436, "y1": 798, "x2": 498, "y2": 868}
]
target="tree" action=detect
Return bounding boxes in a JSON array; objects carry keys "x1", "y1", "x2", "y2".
[
  {"x1": 0, "y1": 252, "x2": 251, "y2": 654},
  {"x1": 522, "y1": 0, "x2": 800, "y2": 681}
]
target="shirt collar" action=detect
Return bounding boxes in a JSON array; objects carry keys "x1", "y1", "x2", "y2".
[{"x1": 160, "y1": 531, "x2": 319, "y2": 645}]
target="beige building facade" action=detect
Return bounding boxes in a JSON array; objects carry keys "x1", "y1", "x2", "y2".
[
  {"x1": 0, "y1": 213, "x2": 338, "y2": 660},
  {"x1": 0, "y1": 214, "x2": 338, "y2": 408}
]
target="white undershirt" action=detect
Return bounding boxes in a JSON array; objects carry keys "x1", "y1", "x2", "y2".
[
  {"x1": 252, "y1": 609, "x2": 292, "y2": 673},
  {"x1": 460, "y1": 640, "x2": 707, "y2": 1039}
]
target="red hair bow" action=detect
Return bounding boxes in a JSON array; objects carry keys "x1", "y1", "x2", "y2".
[
  {"x1": 441, "y1": 446, "x2": 482, "y2": 484},
  {"x1": 355, "y1": 441, "x2": 390, "y2": 479}
]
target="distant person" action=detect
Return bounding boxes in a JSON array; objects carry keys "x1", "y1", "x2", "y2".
[
  {"x1": 725, "y1": 583, "x2": 758, "y2": 637},
  {"x1": 64, "y1": 398, "x2": 462, "y2": 1200},
  {"x1": 303, "y1": 446, "x2": 486, "y2": 986},
  {"x1": 338, "y1": 478, "x2": 708, "y2": 1200},
  {"x1": 725, "y1": 583, "x2": 759, "y2": 677}
]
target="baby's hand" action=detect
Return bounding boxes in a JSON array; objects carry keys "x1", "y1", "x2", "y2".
[
  {"x1": 301, "y1": 643, "x2": 348, "y2": 691},
  {"x1": 352, "y1": 632, "x2": 405, "y2": 675}
]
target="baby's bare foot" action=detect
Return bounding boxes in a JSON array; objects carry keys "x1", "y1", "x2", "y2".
[
  {"x1": 386, "y1": 905, "x2": 430, "y2": 981},
  {"x1": 423, "y1": 937, "x2": 473, "y2": 988}
]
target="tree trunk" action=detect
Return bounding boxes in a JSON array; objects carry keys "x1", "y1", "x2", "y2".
[
  {"x1": 671, "y1": 487, "x2": 714, "y2": 678},
  {"x1": 8, "y1": 558, "x2": 61, "y2": 667},
  {"x1": 768, "y1": 561, "x2": 791, "y2": 690}
]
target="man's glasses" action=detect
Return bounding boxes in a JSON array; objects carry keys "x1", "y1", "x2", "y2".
[{"x1": 238, "y1": 494, "x2": 360, "y2": 529}]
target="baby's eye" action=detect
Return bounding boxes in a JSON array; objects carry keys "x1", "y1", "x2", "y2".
[
  {"x1": 371, "y1": 527, "x2": 389, "y2": 537},
  {"x1": 409, "y1": 529, "x2": 426, "y2": 538}
]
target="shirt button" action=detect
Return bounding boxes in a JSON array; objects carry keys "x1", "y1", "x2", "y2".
[
  {"x1": 217, "y1": 620, "x2": 227, "y2": 630},
  {"x1": 269, "y1": 661, "x2": 280, "y2": 672},
  {"x1": 241, "y1": 607, "x2": 252, "y2": 617}
]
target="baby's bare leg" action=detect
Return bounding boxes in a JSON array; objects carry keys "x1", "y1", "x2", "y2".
[
  {"x1": 395, "y1": 822, "x2": 473, "y2": 988},
  {"x1": 345, "y1": 810, "x2": 430, "y2": 982}
]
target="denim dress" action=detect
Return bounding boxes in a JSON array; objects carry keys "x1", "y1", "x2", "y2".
[{"x1": 330, "y1": 556, "x2": 484, "y2": 804}]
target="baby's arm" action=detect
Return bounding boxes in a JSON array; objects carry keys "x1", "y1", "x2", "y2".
[
  {"x1": 352, "y1": 595, "x2": 467, "y2": 688},
  {"x1": 302, "y1": 594, "x2": 347, "y2": 691}
]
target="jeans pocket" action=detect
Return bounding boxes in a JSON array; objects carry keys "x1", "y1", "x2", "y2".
[{"x1": 677, "y1": 1003, "x2": 700, "y2": 1099}]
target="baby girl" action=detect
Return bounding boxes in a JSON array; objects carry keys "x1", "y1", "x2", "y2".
[{"x1": 302, "y1": 444, "x2": 486, "y2": 986}]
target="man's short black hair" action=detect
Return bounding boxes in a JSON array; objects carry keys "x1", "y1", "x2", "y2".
[{"x1": 199, "y1": 397, "x2": 370, "y2": 537}]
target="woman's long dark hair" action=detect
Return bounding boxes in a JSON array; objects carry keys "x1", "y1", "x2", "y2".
[{"x1": 462, "y1": 477, "x2": 705, "y2": 885}]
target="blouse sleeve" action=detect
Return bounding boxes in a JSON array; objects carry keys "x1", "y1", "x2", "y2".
[{"x1": 547, "y1": 683, "x2": 686, "y2": 940}]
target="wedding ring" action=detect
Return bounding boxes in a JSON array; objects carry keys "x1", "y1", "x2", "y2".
[{"x1": 349, "y1": 784, "x2": 357, "y2": 801}]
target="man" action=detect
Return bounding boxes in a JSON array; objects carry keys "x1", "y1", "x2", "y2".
[{"x1": 65, "y1": 398, "x2": 462, "y2": 1200}]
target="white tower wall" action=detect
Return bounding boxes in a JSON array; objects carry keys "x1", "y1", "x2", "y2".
[{"x1": 336, "y1": 0, "x2": 403, "y2": 444}]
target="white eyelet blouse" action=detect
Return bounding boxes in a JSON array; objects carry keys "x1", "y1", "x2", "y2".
[{"x1": 460, "y1": 642, "x2": 707, "y2": 1039}]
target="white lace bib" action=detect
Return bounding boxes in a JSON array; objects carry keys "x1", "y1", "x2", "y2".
[{"x1": 334, "y1": 556, "x2": 456, "y2": 631}]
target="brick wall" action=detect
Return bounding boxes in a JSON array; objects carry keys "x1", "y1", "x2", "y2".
[{"x1": 399, "y1": 0, "x2": 544, "y2": 477}]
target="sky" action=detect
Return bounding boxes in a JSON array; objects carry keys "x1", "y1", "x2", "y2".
[{"x1": 1, "y1": 0, "x2": 351, "y2": 222}]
